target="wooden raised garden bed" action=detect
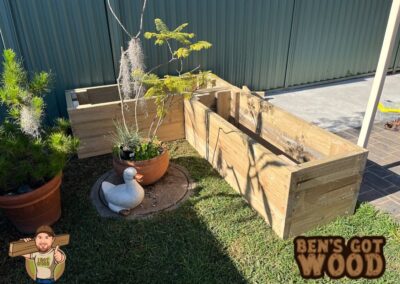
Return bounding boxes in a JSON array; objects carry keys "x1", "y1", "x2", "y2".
[
  {"x1": 65, "y1": 84, "x2": 185, "y2": 158},
  {"x1": 66, "y1": 76, "x2": 368, "y2": 238}
]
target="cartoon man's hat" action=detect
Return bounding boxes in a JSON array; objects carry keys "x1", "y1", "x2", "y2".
[{"x1": 35, "y1": 225, "x2": 55, "y2": 237}]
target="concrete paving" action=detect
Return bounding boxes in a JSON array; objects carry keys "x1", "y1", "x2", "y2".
[
  {"x1": 267, "y1": 74, "x2": 400, "y2": 133},
  {"x1": 336, "y1": 126, "x2": 400, "y2": 220},
  {"x1": 265, "y1": 75, "x2": 400, "y2": 221}
]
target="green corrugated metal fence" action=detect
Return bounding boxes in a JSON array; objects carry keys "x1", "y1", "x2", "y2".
[
  {"x1": 0, "y1": 0, "x2": 116, "y2": 120},
  {"x1": 394, "y1": 37, "x2": 400, "y2": 71},
  {"x1": 285, "y1": 0, "x2": 395, "y2": 87},
  {"x1": 107, "y1": 0, "x2": 295, "y2": 90},
  {"x1": 1, "y1": 0, "x2": 400, "y2": 120}
]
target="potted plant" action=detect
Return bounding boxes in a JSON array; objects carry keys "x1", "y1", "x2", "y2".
[
  {"x1": 0, "y1": 49, "x2": 78, "y2": 233},
  {"x1": 112, "y1": 123, "x2": 168, "y2": 185},
  {"x1": 108, "y1": 0, "x2": 211, "y2": 185}
]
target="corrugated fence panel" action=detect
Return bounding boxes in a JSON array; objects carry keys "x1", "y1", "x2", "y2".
[
  {"x1": 0, "y1": 37, "x2": 4, "y2": 121},
  {"x1": 107, "y1": 0, "x2": 294, "y2": 90},
  {"x1": 0, "y1": 36, "x2": 3, "y2": 78},
  {"x1": 6, "y1": 0, "x2": 116, "y2": 120},
  {"x1": 0, "y1": 0, "x2": 21, "y2": 56},
  {"x1": 395, "y1": 46, "x2": 400, "y2": 71},
  {"x1": 1, "y1": 0, "x2": 399, "y2": 120},
  {"x1": 285, "y1": 0, "x2": 393, "y2": 87},
  {"x1": 389, "y1": 19, "x2": 400, "y2": 71},
  {"x1": 0, "y1": 0, "x2": 21, "y2": 121},
  {"x1": 394, "y1": 35, "x2": 400, "y2": 71}
]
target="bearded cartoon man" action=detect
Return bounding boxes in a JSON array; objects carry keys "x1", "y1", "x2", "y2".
[{"x1": 22, "y1": 225, "x2": 66, "y2": 284}]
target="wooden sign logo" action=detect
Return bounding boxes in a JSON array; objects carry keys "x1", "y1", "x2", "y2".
[{"x1": 294, "y1": 236, "x2": 386, "y2": 279}]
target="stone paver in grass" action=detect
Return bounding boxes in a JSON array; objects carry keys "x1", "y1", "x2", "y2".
[{"x1": 336, "y1": 123, "x2": 400, "y2": 221}]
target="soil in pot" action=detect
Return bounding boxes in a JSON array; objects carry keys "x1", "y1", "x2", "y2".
[
  {"x1": 0, "y1": 173, "x2": 62, "y2": 233},
  {"x1": 113, "y1": 149, "x2": 170, "y2": 185}
]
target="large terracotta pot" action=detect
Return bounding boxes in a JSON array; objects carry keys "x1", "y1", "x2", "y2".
[
  {"x1": 0, "y1": 173, "x2": 62, "y2": 233},
  {"x1": 113, "y1": 149, "x2": 169, "y2": 185}
]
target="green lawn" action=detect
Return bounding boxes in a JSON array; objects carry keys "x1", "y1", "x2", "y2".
[{"x1": 1, "y1": 139, "x2": 399, "y2": 283}]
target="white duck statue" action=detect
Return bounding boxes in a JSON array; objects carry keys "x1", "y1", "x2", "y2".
[{"x1": 101, "y1": 167, "x2": 145, "y2": 214}]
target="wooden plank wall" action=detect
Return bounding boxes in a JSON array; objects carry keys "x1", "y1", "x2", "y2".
[
  {"x1": 212, "y1": 75, "x2": 359, "y2": 158},
  {"x1": 67, "y1": 95, "x2": 185, "y2": 158},
  {"x1": 238, "y1": 92, "x2": 357, "y2": 159},
  {"x1": 286, "y1": 151, "x2": 368, "y2": 237},
  {"x1": 86, "y1": 85, "x2": 119, "y2": 104},
  {"x1": 184, "y1": 98, "x2": 294, "y2": 237}
]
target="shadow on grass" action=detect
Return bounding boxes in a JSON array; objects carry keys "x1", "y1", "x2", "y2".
[
  {"x1": 0, "y1": 153, "x2": 246, "y2": 283},
  {"x1": 173, "y1": 153, "x2": 261, "y2": 222}
]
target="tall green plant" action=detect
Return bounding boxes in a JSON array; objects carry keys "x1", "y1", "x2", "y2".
[
  {"x1": 0, "y1": 49, "x2": 78, "y2": 194},
  {"x1": 140, "y1": 18, "x2": 212, "y2": 138},
  {"x1": 144, "y1": 19, "x2": 212, "y2": 60},
  {"x1": 108, "y1": 0, "x2": 212, "y2": 160}
]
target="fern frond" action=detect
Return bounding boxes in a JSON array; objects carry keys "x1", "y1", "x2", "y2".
[
  {"x1": 190, "y1": 41, "x2": 212, "y2": 51},
  {"x1": 173, "y1": 23, "x2": 189, "y2": 33},
  {"x1": 173, "y1": 32, "x2": 194, "y2": 45},
  {"x1": 154, "y1": 18, "x2": 169, "y2": 33},
  {"x1": 174, "y1": 48, "x2": 190, "y2": 59},
  {"x1": 146, "y1": 20, "x2": 194, "y2": 46},
  {"x1": 142, "y1": 73, "x2": 162, "y2": 87},
  {"x1": 144, "y1": 32, "x2": 156, "y2": 39}
]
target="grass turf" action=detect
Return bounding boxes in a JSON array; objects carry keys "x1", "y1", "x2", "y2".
[{"x1": 1, "y1": 139, "x2": 400, "y2": 283}]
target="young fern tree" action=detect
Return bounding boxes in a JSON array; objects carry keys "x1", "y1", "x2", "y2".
[
  {"x1": 108, "y1": 0, "x2": 212, "y2": 160},
  {"x1": 141, "y1": 18, "x2": 212, "y2": 138}
]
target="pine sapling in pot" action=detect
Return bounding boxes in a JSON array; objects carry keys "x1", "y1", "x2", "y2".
[{"x1": 0, "y1": 49, "x2": 78, "y2": 233}]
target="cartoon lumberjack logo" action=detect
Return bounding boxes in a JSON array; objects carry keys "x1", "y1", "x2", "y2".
[{"x1": 9, "y1": 225, "x2": 70, "y2": 284}]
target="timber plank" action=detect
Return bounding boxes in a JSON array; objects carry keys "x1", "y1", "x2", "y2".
[
  {"x1": 9, "y1": 234, "x2": 70, "y2": 257},
  {"x1": 87, "y1": 85, "x2": 119, "y2": 104},
  {"x1": 216, "y1": 90, "x2": 231, "y2": 120},
  {"x1": 65, "y1": 91, "x2": 74, "y2": 110},
  {"x1": 77, "y1": 121, "x2": 185, "y2": 158},
  {"x1": 293, "y1": 151, "x2": 368, "y2": 182},
  {"x1": 289, "y1": 198, "x2": 354, "y2": 237},
  {"x1": 238, "y1": 91, "x2": 361, "y2": 156},
  {"x1": 71, "y1": 96, "x2": 183, "y2": 123},
  {"x1": 72, "y1": 110, "x2": 183, "y2": 139}
]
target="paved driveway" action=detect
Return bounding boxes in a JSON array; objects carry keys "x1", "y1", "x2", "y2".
[{"x1": 267, "y1": 73, "x2": 400, "y2": 132}]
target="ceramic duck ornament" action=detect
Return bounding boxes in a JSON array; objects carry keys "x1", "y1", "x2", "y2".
[{"x1": 101, "y1": 167, "x2": 145, "y2": 214}]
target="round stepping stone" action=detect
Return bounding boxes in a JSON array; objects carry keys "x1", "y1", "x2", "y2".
[{"x1": 90, "y1": 163, "x2": 194, "y2": 219}]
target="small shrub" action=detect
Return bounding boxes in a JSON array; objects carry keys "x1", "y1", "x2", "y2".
[
  {"x1": 0, "y1": 49, "x2": 78, "y2": 195},
  {"x1": 112, "y1": 122, "x2": 162, "y2": 161}
]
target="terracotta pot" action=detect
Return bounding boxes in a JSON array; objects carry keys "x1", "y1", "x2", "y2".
[
  {"x1": 0, "y1": 173, "x2": 62, "y2": 233},
  {"x1": 113, "y1": 149, "x2": 169, "y2": 185}
]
